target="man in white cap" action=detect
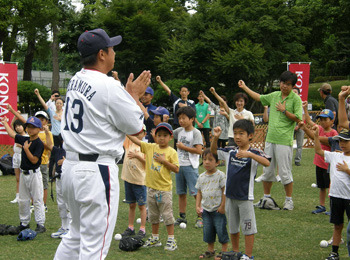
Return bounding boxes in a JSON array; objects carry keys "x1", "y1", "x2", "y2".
[{"x1": 318, "y1": 83, "x2": 339, "y2": 130}]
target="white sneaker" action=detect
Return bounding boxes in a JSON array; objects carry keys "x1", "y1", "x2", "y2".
[
  {"x1": 59, "y1": 229, "x2": 69, "y2": 239},
  {"x1": 283, "y1": 200, "x2": 294, "y2": 210},
  {"x1": 255, "y1": 176, "x2": 263, "y2": 182},
  {"x1": 276, "y1": 175, "x2": 281, "y2": 182},
  {"x1": 164, "y1": 239, "x2": 177, "y2": 251},
  {"x1": 51, "y1": 227, "x2": 65, "y2": 238},
  {"x1": 10, "y1": 197, "x2": 18, "y2": 204},
  {"x1": 327, "y1": 237, "x2": 345, "y2": 245}
]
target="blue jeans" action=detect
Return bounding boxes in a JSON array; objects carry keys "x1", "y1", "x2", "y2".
[
  {"x1": 202, "y1": 209, "x2": 229, "y2": 244},
  {"x1": 124, "y1": 181, "x2": 147, "y2": 206},
  {"x1": 175, "y1": 165, "x2": 198, "y2": 196}
]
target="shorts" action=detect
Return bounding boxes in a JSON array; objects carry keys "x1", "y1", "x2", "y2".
[
  {"x1": 225, "y1": 198, "x2": 257, "y2": 236},
  {"x1": 124, "y1": 181, "x2": 147, "y2": 206},
  {"x1": 202, "y1": 209, "x2": 229, "y2": 244},
  {"x1": 147, "y1": 188, "x2": 174, "y2": 226},
  {"x1": 261, "y1": 142, "x2": 293, "y2": 185},
  {"x1": 316, "y1": 166, "x2": 330, "y2": 189},
  {"x1": 329, "y1": 196, "x2": 350, "y2": 225},
  {"x1": 176, "y1": 165, "x2": 198, "y2": 196},
  {"x1": 40, "y1": 164, "x2": 49, "y2": 189},
  {"x1": 12, "y1": 153, "x2": 21, "y2": 169}
]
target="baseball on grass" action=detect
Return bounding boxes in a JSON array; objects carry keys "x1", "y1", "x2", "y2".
[
  {"x1": 179, "y1": 222, "x2": 187, "y2": 229},
  {"x1": 320, "y1": 240, "x2": 328, "y2": 248},
  {"x1": 114, "y1": 233, "x2": 122, "y2": 241},
  {"x1": 136, "y1": 218, "x2": 141, "y2": 224},
  {"x1": 311, "y1": 183, "x2": 317, "y2": 188}
]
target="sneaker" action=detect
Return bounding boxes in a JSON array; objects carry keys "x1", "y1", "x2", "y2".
[
  {"x1": 30, "y1": 205, "x2": 34, "y2": 214},
  {"x1": 10, "y1": 197, "x2": 18, "y2": 203},
  {"x1": 325, "y1": 211, "x2": 331, "y2": 216},
  {"x1": 312, "y1": 205, "x2": 326, "y2": 214},
  {"x1": 195, "y1": 217, "x2": 203, "y2": 228},
  {"x1": 325, "y1": 252, "x2": 339, "y2": 260},
  {"x1": 276, "y1": 175, "x2": 281, "y2": 182},
  {"x1": 174, "y1": 217, "x2": 187, "y2": 226},
  {"x1": 59, "y1": 229, "x2": 69, "y2": 238},
  {"x1": 51, "y1": 227, "x2": 65, "y2": 238},
  {"x1": 121, "y1": 227, "x2": 135, "y2": 237},
  {"x1": 295, "y1": 161, "x2": 301, "y2": 166},
  {"x1": 18, "y1": 223, "x2": 29, "y2": 231},
  {"x1": 254, "y1": 176, "x2": 263, "y2": 182},
  {"x1": 143, "y1": 236, "x2": 162, "y2": 248},
  {"x1": 164, "y1": 239, "x2": 177, "y2": 251},
  {"x1": 240, "y1": 255, "x2": 254, "y2": 260},
  {"x1": 283, "y1": 200, "x2": 294, "y2": 210},
  {"x1": 327, "y1": 237, "x2": 345, "y2": 245},
  {"x1": 253, "y1": 199, "x2": 263, "y2": 208},
  {"x1": 137, "y1": 229, "x2": 146, "y2": 238},
  {"x1": 35, "y1": 224, "x2": 46, "y2": 233}
]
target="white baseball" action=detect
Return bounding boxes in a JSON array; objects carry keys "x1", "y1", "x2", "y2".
[
  {"x1": 179, "y1": 222, "x2": 187, "y2": 229},
  {"x1": 311, "y1": 183, "x2": 317, "y2": 188},
  {"x1": 320, "y1": 240, "x2": 328, "y2": 248},
  {"x1": 136, "y1": 218, "x2": 141, "y2": 224},
  {"x1": 114, "y1": 233, "x2": 122, "y2": 241}
]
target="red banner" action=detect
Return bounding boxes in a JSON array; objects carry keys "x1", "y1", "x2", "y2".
[
  {"x1": 288, "y1": 63, "x2": 310, "y2": 102},
  {"x1": 0, "y1": 63, "x2": 18, "y2": 146}
]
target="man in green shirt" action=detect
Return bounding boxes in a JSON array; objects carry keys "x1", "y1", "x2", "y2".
[
  {"x1": 195, "y1": 92, "x2": 211, "y2": 148},
  {"x1": 238, "y1": 71, "x2": 302, "y2": 210}
]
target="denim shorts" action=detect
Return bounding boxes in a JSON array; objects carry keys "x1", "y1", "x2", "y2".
[
  {"x1": 175, "y1": 165, "x2": 199, "y2": 196},
  {"x1": 124, "y1": 181, "x2": 147, "y2": 206},
  {"x1": 202, "y1": 210, "x2": 229, "y2": 244}
]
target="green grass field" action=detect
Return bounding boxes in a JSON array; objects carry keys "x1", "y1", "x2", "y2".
[{"x1": 0, "y1": 148, "x2": 349, "y2": 259}]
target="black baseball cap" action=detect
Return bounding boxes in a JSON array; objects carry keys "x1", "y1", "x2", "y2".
[
  {"x1": 77, "y1": 28, "x2": 122, "y2": 58},
  {"x1": 333, "y1": 129, "x2": 350, "y2": 141}
]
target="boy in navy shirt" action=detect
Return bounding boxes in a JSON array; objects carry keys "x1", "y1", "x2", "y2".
[
  {"x1": 1, "y1": 116, "x2": 46, "y2": 233},
  {"x1": 211, "y1": 119, "x2": 270, "y2": 260}
]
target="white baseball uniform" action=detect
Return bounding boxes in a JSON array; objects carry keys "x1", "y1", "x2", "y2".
[{"x1": 55, "y1": 68, "x2": 143, "y2": 260}]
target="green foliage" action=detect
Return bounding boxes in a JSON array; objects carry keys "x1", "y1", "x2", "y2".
[{"x1": 17, "y1": 81, "x2": 51, "y2": 113}]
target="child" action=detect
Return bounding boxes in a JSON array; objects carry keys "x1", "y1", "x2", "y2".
[
  {"x1": 313, "y1": 126, "x2": 350, "y2": 260},
  {"x1": 128, "y1": 123, "x2": 179, "y2": 251},
  {"x1": 1, "y1": 116, "x2": 46, "y2": 233},
  {"x1": 121, "y1": 125, "x2": 147, "y2": 238},
  {"x1": 211, "y1": 120, "x2": 271, "y2": 260},
  {"x1": 7, "y1": 105, "x2": 53, "y2": 212},
  {"x1": 195, "y1": 92, "x2": 211, "y2": 148},
  {"x1": 303, "y1": 101, "x2": 338, "y2": 214},
  {"x1": 141, "y1": 105, "x2": 170, "y2": 143},
  {"x1": 10, "y1": 118, "x2": 27, "y2": 204},
  {"x1": 173, "y1": 106, "x2": 204, "y2": 227},
  {"x1": 43, "y1": 126, "x2": 70, "y2": 239},
  {"x1": 196, "y1": 149, "x2": 229, "y2": 259},
  {"x1": 200, "y1": 90, "x2": 229, "y2": 148}
]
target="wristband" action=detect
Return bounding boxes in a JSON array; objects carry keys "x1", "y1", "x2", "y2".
[{"x1": 282, "y1": 110, "x2": 286, "y2": 114}]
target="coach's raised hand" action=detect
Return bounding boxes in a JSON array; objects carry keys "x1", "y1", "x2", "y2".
[{"x1": 126, "y1": 70, "x2": 151, "y2": 101}]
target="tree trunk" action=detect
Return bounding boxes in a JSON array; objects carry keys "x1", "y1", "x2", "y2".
[
  {"x1": 23, "y1": 35, "x2": 36, "y2": 81},
  {"x1": 51, "y1": 22, "x2": 59, "y2": 91},
  {"x1": 3, "y1": 25, "x2": 19, "y2": 62}
]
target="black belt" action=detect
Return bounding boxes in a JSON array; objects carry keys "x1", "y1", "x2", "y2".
[
  {"x1": 78, "y1": 153, "x2": 99, "y2": 162},
  {"x1": 22, "y1": 168, "x2": 38, "y2": 175}
]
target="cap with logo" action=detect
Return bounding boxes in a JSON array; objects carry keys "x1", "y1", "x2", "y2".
[
  {"x1": 316, "y1": 109, "x2": 334, "y2": 120},
  {"x1": 333, "y1": 129, "x2": 350, "y2": 141},
  {"x1": 150, "y1": 106, "x2": 169, "y2": 116},
  {"x1": 24, "y1": 117, "x2": 42, "y2": 129},
  {"x1": 155, "y1": 122, "x2": 173, "y2": 135},
  {"x1": 77, "y1": 28, "x2": 122, "y2": 58}
]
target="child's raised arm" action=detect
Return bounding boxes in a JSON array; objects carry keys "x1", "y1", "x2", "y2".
[
  {"x1": 199, "y1": 90, "x2": 211, "y2": 105},
  {"x1": 34, "y1": 88, "x2": 49, "y2": 111},
  {"x1": 338, "y1": 86, "x2": 350, "y2": 130},
  {"x1": 44, "y1": 125, "x2": 53, "y2": 151},
  {"x1": 7, "y1": 104, "x2": 26, "y2": 124},
  {"x1": 210, "y1": 126, "x2": 222, "y2": 155},
  {"x1": 210, "y1": 87, "x2": 229, "y2": 115},
  {"x1": 0, "y1": 116, "x2": 16, "y2": 139},
  {"x1": 302, "y1": 101, "x2": 315, "y2": 127},
  {"x1": 313, "y1": 125, "x2": 325, "y2": 157},
  {"x1": 156, "y1": 75, "x2": 171, "y2": 96}
]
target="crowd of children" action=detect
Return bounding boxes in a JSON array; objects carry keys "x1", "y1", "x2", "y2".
[{"x1": 2, "y1": 71, "x2": 350, "y2": 260}]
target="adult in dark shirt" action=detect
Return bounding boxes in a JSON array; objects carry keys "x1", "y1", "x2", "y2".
[{"x1": 318, "y1": 83, "x2": 339, "y2": 130}]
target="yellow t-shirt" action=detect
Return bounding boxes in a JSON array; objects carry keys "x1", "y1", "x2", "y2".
[
  {"x1": 38, "y1": 131, "x2": 53, "y2": 165},
  {"x1": 121, "y1": 138, "x2": 146, "y2": 186},
  {"x1": 141, "y1": 142, "x2": 179, "y2": 191}
]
